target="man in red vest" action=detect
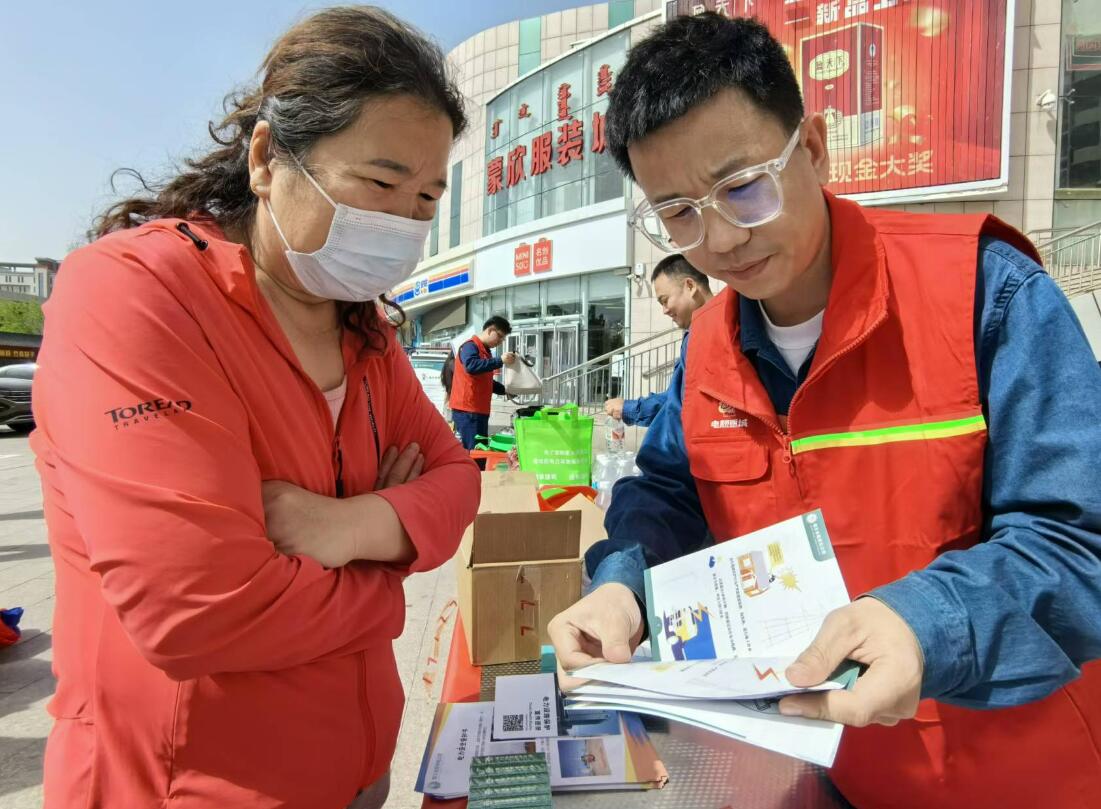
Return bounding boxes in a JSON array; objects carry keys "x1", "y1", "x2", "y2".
[
  {"x1": 449, "y1": 316, "x2": 515, "y2": 450},
  {"x1": 549, "y1": 13, "x2": 1101, "y2": 809}
]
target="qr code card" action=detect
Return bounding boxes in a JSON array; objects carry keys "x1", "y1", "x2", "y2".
[{"x1": 492, "y1": 673, "x2": 559, "y2": 740}]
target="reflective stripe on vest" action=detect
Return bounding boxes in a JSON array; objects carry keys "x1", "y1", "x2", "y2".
[{"x1": 790, "y1": 413, "x2": 987, "y2": 455}]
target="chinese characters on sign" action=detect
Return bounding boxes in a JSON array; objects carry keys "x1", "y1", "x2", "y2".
[
  {"x1": 513, "y1": 239, "x2": 554, "y2": 276},
  {"x1": 486, "y1": 157, "x2": 504, "y2": 196},
  {"x1": 531, "y1": 132, "x2": 553, "y2": 177},
  {"x1": 507, "y1": 145, "x2": 527, "y2": 187},
  {"x1": 533, "y1": 238, "x2": 553, "y2": 273},
  {"x1": 485, "y1": 38, "x2": 625, "y2": 200},
  {"x1": 665, "y1": 0, "x2": 1009, "y2": 201},
  {"x1": 556, "y1": 119, "x2": 585, "y2": 167}
]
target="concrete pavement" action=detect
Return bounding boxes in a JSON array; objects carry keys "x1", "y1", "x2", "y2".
[{"x1": 0, "y1": 429, "x2": 462, "y2": 808}]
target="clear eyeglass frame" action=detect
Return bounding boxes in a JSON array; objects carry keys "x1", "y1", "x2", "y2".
[{"x1": 628, "y1": 123, "x2": 805, "y2": 253}]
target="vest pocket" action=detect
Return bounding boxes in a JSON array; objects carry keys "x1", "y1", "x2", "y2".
[{"x1": 687, "y1": 436, "x2": 770, "y2": 483}]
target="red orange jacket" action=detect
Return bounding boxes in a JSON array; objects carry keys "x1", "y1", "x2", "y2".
[{"x1": 32, "y1": 218, "x2": 479, "y2": 808}]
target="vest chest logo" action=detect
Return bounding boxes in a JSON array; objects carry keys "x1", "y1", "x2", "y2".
[{"x1": 712, "y1": 401, "x2": 749, "y2": 430}]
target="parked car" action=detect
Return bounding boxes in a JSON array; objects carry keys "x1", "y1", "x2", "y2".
[{"x1": 0, "y1": 363, "x2": 36, "y2": 434}]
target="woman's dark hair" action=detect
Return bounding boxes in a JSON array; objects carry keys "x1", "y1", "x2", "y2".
[
  {"x1": 607, "y1": 13, "x2": 803, "y2": 178},
  {"x1": 93, "y1": 5, "x2": 467, "y2": 352}
]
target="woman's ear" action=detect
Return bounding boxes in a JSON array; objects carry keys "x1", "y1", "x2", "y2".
[{"x1": 249, "y1": 120, "x2": 275, "y2": 200}]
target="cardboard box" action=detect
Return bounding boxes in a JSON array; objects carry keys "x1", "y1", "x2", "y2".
[
  {"x1": 456, "y1": 472, "x2": 605, "y2": 666},
  {"x1": 801, "y1": 22, "x2": 884, "y2": 150}
]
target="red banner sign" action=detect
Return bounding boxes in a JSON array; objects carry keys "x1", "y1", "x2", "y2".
[
  {"x1": 533, "y1": 238, "x2": 553, "y2": 273},
  {"x1": 665, "y1": 0, "x2": 1011, "y2": 202},
  {"x1": 514, "y1": 243, "x2": 532, "y2": 276}
]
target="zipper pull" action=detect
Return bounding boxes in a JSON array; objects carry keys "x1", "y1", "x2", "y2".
[
  {"x1": 176, "y1": 222, "x2": 208, "y2": 251},
  {"x1": 781, "y1": 436, "x2": 795, "y2": 469}
]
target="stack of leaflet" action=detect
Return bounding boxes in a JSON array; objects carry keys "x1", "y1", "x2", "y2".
[
  {"x1": 566, "y1": 511, "x2": 859, "y2": 768},
  {"x1": 415, "y1": 673, "x2": 668, "y2": 801}
]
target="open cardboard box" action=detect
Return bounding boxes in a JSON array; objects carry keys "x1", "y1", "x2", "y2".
[{"x1": 456, "y1": 471, "x2": 607, "y2": 666}]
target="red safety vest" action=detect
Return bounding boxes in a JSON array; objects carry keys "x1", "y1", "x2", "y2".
[
  {"x1": 449, "y1": 335, "x2": 495, "y2": 415},
  {"x1": 682, "y1": 194, "x2": 1101, "y2": 809}
]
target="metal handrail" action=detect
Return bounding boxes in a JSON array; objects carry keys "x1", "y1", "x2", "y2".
[
  {"x1": 1031, "y1": 220, "x2": 1101, "y2": 250},
  {"x1": 540, "y1": 326, "x2": 681, "y2": 385},
  {"x1": 540, "y1": 326, "x2": 684, "y2": 416}
]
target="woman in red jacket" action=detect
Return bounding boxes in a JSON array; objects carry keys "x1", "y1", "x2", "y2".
[{"x1": 31, "y1": 7, "x2": 479, "y2": 808}]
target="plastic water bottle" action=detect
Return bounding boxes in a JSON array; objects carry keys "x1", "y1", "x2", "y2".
[
  {"x1": 605, "y1": 417, "x2": 626, "y2": 455},
  {"x1": 593, "y1": 453, "x2": 617, "y2": 510}
]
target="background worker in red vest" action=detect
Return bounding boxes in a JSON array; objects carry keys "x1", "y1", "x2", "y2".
[
  {"x1": 549, "y1": 13, "x2": 1101, "y2": 809},
  {"x1": 450, "y1": 316, "x2": 516, "y2": 450},
  {"x1": 603, "y1": 253, "x2": 712, "y2": 427}
]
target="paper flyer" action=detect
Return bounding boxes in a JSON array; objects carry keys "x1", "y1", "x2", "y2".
[
  {"x1": 572, "y1": 655, "x2": 849, "y2": 701},
  {"x1": 643, "y1": 510, "x2": 850, "y2": 662},
  {"x1": 416, "y1": 702, "x2": 666, "y2": 799}
]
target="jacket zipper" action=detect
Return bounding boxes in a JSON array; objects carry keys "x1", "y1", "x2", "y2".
[{"x1": 333, "y1": 437, "x2": 345, "y2": 499}]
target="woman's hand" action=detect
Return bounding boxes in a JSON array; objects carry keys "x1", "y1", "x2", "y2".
[
  {"x1": 375, "y1": 443, "x2": 424, "y2": 490},
  {"x1": 262, "y1": 481, "x2": 361, "y2": 568}
]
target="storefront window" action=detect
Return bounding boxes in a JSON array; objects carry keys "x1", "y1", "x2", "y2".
[
  {"x1": 488, "y1": 290, "x2": 508, "y2": 321},
  {"x1": 1059, "y1": 0, "x2": 1101, "y2": 190},
  {"x1": 546, "y1": 277, "x2": 581, "y2": 317},
  {"x1": 512, "y1": 282, "x2": 542, "y2": 320},
  {"x1": 482, "y1": 31, "x2": 628, "y2": 236}
]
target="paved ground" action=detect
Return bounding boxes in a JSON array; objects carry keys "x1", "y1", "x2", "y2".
[{"x1": 0, "y1": 429, "x2": 462, "y2": 809}]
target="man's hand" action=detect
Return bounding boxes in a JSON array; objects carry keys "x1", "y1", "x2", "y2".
[
  {"x1": 375, "y1": 443, "x2": 424, "y2": 491},
  {"x1": 778, "y1": 597, "x2": 924, "y2": 727},
  {"x1": 604, "y1": 398, "x2": 625, "y2": 420},
  {"x1": 262, "y1": 481, "x2": 360, "y2": 568},
  {"x1": 502, "y1": 352, "x2": 518, "y2": 366},
  {"x1": 548, "y1": 583, "x2": 645, "y2": 690}
]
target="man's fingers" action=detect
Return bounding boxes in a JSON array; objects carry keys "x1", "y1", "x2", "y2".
[
  {"x1": 786, "y1": 607, "x2": 859, "y2": 687},
  {"x1": 556, "y1": 660, "x2": 591, "y2": 693},
  {"x1": 548, "y1": 619, "x2": 605, "y2": 672},
  {"x1": 407, "y1": 455, "x2": 425, "y2": 483},
  {"x1": 779, "y1": 663, "x2": 899, "y2": 727}
]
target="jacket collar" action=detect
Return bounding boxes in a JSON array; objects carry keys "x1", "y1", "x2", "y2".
[{"x1": 147, "y1": 217, "x2": 381, "y2": 374}]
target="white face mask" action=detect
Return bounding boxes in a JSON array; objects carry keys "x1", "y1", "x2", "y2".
[{"x1": 263, "y1": 156, "x2": 431, "y2": 302}]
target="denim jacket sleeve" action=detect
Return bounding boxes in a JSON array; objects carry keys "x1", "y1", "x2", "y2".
[
  {"x1": 621, "y1": 391, "x2": 666, "y2": 427},
  {"x1": 586, "y1": 339, "x2": 712, "y2": 602},
  {"x1": 871, "y1": 239, "x2": 1101, "y2": 708},
  {"x1": 459, "y1": 341, "x2": 503, "y2": 375}
]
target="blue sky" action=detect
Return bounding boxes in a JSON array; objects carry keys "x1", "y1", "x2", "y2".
[{"x1": 0, "y1": 1, "x2": 584, "y2": 261}]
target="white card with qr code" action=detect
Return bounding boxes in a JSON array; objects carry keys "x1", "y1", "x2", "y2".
[{"x1": 492, "y1": 673, "x2": 559, "y2": 740}]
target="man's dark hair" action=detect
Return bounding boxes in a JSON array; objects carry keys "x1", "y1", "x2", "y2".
[
  {"x1": 651, "y1": 253, "x2": 710, "y2": 291},
  {"x1": 483, "y1": 316, "x2": 512, "y2": 335},
  {"x1": 606, "y1": 13, "x2": 804, "y2": 177}
]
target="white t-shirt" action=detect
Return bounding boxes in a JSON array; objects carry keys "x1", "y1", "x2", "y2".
[
  {"x1": 759, "y1": 302, "x2": 825, "y2": 376},
  {"x1": 323, "y1": 377, "x2": 347, "y2": 428}
]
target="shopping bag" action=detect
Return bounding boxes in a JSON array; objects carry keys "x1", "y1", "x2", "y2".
[
  {"x1": 503, "y1": 357, "x2": 542, "y2": 395},
  {"x1": 515, "y1": 405, "x2": 593, "y2": 486}
]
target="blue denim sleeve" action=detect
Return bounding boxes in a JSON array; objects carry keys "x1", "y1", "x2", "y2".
[
  {"x1": 586, "y1": 343, "x2": 712, "y2": 602},
  {"x1": 872, "y1": 239, "x2": 1101, "y2": 708},
  {"x1": 459, "y1": 341, "x2": 502, "y2": 375},
  {"x1": 621, "y1": 391, "x2": 666, "y2": 427}
]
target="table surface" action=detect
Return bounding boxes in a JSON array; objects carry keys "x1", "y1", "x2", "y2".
[{"x1": 421, "y1": 618, "x2": 853, "y2": 809}]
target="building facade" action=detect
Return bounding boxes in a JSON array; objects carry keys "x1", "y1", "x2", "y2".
[
  {"x1": 0, "y1": 258, "x2": 60, "y2": 300},
  {"x1": 397, "y1": 0, "x2": 1095, "y2": 397}
]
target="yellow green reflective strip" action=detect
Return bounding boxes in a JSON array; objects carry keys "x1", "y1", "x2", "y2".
[{"x1": 790, "y1": 414, "x2": 987, "y2": 455}]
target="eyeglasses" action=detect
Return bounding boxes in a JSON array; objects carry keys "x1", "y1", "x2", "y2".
[{"x1": 628, "y1": 124, "x2": 804, "y2": 253}]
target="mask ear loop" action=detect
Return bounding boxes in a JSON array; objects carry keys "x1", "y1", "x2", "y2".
[{"x1": 287, "y1": 150, "x2": 338, "y2": 209}]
